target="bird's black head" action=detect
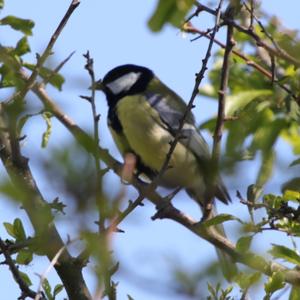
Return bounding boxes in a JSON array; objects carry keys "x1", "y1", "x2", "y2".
[{"x1": 100, "y1": 64, "x2": 154, "y2": 105}]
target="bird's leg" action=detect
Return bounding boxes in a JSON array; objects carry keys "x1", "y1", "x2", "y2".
[
  {"x1": 201, "y1": 202, "x2": 214, "y2": 222},
  {"x1": 121, "y1": 152, "x2": 137, "y2": 183},
  {"x1": 200, "y1": 191, "x2": 215, "y2": 222}
]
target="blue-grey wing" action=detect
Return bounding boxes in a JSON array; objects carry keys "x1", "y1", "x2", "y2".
[
  {"x1": 145, "y1": 92, "x2": 210, "y2": 161},
  {"x1": 146, "y1": 92, "x2": 231, "y2": 203}
]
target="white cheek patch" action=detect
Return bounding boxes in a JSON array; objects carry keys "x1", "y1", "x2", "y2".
[{"x1": 106, "y1": 72, "x2": 141, "y2": 95}]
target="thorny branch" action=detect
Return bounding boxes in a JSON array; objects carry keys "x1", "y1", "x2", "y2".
[
  {"x1": 213, "y1": 19, "x2": 234, "y2": 158},
  {"x1": 21, "y1": 66, "x2": 300, "y2": 288},
  {"x1": 183, "y1": 23, "x2": 297, "y2": 100},
  {"x1": 195, "y1": 1, "x2": 300, "y2": 67},
  {"x1": 148, "y1": 0, "x2": 225, "y2": 216},
  {"x1": 2, "y1": 0, "x2": 300, "y2": 296},
  {"x1": 82, "y1": 52, "x2": 116, "y2": 300},
  {"x1": 201, "y1": 10, "x2": 235, "y2": 218},
  {"x1": 82, "y1": 51, "x2": 105, "y2": 231}
]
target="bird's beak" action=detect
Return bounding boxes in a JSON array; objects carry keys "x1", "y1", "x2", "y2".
[{"x1": 89, "y1": 79, "x2": 104, "y2": 91}]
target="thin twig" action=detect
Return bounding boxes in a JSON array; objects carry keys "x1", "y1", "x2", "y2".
[
  {"x1": 213, "y1": 22, "x2": 234, "y2": 157},
  {"x1": 82, "y1": 51, "x2": 104, "y2": 231},
  {"x1": 248, "y1": 0, "x2": 254, "y2": 30},
  {"x1": 5, "y1": 0, "x2": 80, "y2": 105},
  {"x1": 34, "y1": 239, "x2": 77, "y2": 300},
  {"x1": 184, "y1": 23, "x2": 297, "y2": 100},
  {"x1": 195, "y1": 1, "x2": 300, "y2": 68},
  {"x1": 23, "y1": 70, "x2": 300, "y2": 287},
  {"x1": 83, "y1": 51, "x2": 118, "y2": 300},
  {"x1": 0, "y1": 238, "x2": 40, "y2": 299},
  {"x1": 148, "y1": 0, "x2": 225, "y2": 208},
  {"x1": 108, "y1": 195, "x2": 144, "y2": 233},
  {"x1": 0, "y1": 238, "x2": 34, "y2": 256},
  {"x1": 202, "y1": 15, "x2": 235, "y2": 217},
  {"x1": 41, "y1": 50, "x2": 75, "y2": 86},
  {"x1": 243, "y1": 1, "x2": 282, "y2": 53}
]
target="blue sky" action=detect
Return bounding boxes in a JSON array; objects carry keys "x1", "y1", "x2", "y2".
[{"x1": 0, "y1": 1, "x2": 299, "y2": 299}]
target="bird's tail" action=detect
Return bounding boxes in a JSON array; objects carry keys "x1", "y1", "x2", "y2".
[
  {"x1": 187, "y1": 188, "x2": 237, "y2": 281},
  {"x1": 209, "y1": 206, "x2": 238, "y2": 281}
]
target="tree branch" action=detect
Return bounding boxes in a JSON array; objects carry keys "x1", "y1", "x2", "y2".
[
  {"x1": 27, "y1": 77, "x2": 300, "y2": 287},
  {"x1": 0, "y1": 105, "x2": 91, "y2": 300},
  {"x1": 0, "y1": 238, "x2": 40, "y2": 300},
  {"x1": 183, "y1": 23, "x2": 297, "y2": 100},
  {"x1": 6, "y1": 0, "x2": 80, "y2": 105},
  {"x1": 194, "y1": 1, "x2": 300, "y2": 68},
  {"x1": 213, "y1": 20, "x2": 234, "y2": 157}
]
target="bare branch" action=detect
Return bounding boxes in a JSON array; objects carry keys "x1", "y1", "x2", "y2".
[
  {"x1": 82, "y1": 51, "x2": 117, "y2": 300},
  {"x1": 41, "y1": 50, "x2": 75, "y2": 86},
  {"x1": 34, "y1": 238, "x2": 78, "y2": 300}
]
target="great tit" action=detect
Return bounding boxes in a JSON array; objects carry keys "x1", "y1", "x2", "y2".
[
  {"x1": 97, "y1": 64, "x2": 230, "y2": 206},
  {"x1": 96, "y1": 64, "x2": 236, "y2": 279}
]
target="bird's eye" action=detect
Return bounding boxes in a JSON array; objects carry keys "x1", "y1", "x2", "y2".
[{"x1": 106, "y1": 72, "x2": 141, "y2": 95}]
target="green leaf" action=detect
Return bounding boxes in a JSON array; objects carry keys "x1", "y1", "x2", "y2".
[
  {"x1": 13, "y1": 218, "x2": 26, "y2": 241},
  {"x1": 0, "y1": 15, "x2": 34, "y2": 35},
  {"x1": 281, "y1": 124, "x2": 300, "y2": 155},
  {"x1": 199, "y1": 117, "x2": 217, "y2": 133},
  {"x1": 242, "y1": 222, "x2": 262, "y2": 233},
  {"x1": 236, "y1": 236, "x2": 253, "y2": 253},
  {"x1": 19, "y1": 271, "x2": 32, "y2": 286},
  {"x1": 264, "y1": 271, "x2": 285, "y2": 294},
  {"x1": 148, "y1": 0, "x2": 193, "y2": 32},
  {"x1": 0, "y1": 47, "x2": 24, "y2": 88},
  {"x1": 282, "y1": 178, "x2": 300, "y2": 193},
  {"x1": 247, "y1": 184, "x2": 263, "y2": 203},
  {"x1": 202, "y1": 214, "x2": 239, "y2": 227},
  {"x1": 289, "y1": 286, "x2": 300, "y2": 300},
  {"x1": 289, "y1": 158, "x2": 300, "y2": 167},
  {"x1": 53, "y1": 284, "x2": 64, "y2": 298},
  {"x1": 236, "y1": 272, "x2": 261, "y2": 290},
  {"x1": 250, "y1": 119, "x2": 286, "y2": 154},
  {"x1": 42, "y1": 278, "x2": 53, "y2": 300},
  {"x1": 269, "y1": 244, "x2": 300, "y2": 266},
  {"x1": 281, "y1": 177, "x2": 300, "y2": 203},
  {"x1": 3, "y1": 222, "x2": 16, "y2": 238},
  {"x1": 225, "y1": 90, "x2": 272, "y2": 117},
  {"x1": 0, "y1": 0, "x2": 4, "y2": 9},
  {"x1": 14, "y1": 36, "x2": 31, "y2": 56},
  {"x1": 282, "y1": 189, "x2": 300, "y2": 202},
  {"x1": 23, "y1": 63, "x2": 65, "y2": 90},
  {"x1": 17, "y1": 114, "x2": 31, "y2": 135},
  {"x1": 16, "y1": 249, "x2": 33, "y2": 265},
  {"x1": 41, "y1": 112, "x2": 52, "y2": 148},
  {"x1": 207, "y1": 282, "x2": 217, "y2": 298},
  {"x1": 256, "y1": 151, "x2": 275, "y2": 187},
  {"x1": 263, "y1": 194, "x2": 283, "y2": 210}
]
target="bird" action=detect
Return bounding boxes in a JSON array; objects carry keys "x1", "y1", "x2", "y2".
[{"x1": 95, "y1": 64, "x2": 236, "y2": 279}]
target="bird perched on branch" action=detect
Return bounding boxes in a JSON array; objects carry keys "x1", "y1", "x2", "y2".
[{"x1": 95, "y1": 64, "x2": 236, "y2": 279}]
